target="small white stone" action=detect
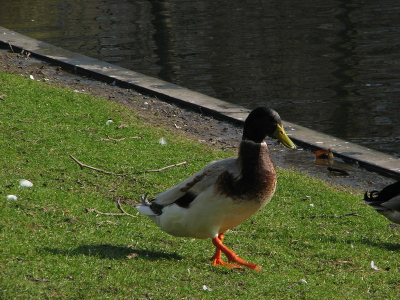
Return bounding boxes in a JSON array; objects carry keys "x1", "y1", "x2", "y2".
[
  {"x1": 19, "y1": 179, "x2": 33, "y2": 188},
  {"x1": 6, "y1": 195, "x2": 18, "y2": 201}
]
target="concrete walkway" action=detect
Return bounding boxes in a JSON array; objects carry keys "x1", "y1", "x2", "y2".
[{"x1": 1, "y1": 26, "x2": 399, "y2": 180}]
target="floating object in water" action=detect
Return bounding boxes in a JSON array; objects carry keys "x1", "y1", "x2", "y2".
[
  {"x1": 313, "y1": 149, "x2": 334, "y2": 166},
  {"x1": 327, "y1": 167, "x2": 349, "y2": 176},
  {"x1": 313, "y1": 148, "x2": 334, "y2": 159},
  {"x1": 314, "y1": 149, "x2": 334, "y2": 166}
]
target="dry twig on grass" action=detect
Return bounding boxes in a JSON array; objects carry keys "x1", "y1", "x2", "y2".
[
  {"x1": 72, "y1": 155, "x2": 187, "y2": 219},
  {"x1": 70, "y1": 155, "x2": 120, "y2": 175},
  {"x1": 306, "y1": 212, "x2": 363, "y2": 219},
  {"x1": 69, "y1": 155, "x2": 187, "y2": 176},
  {"x1": 221, "y1": 145, "x2": 236, "y2": 150},
  {"x1": 8, "y1": 42, "x2": 14, "y2": 53},
  {"x1": 25, "y1": 274, "x2": 50, "y2": 282},
  {"x1": 98, "y1": 134, "x2": 142, "y2": 142},
  {"x1": 18, "y1": 119, "x2": 34, "y2": 123},
  {"x1": 85, "y1": 198, "x2": 137, "y2": 218}
]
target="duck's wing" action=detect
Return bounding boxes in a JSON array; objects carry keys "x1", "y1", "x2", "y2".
[
  {"x1": 153, "y1": 157, "x2": 237, "y2": 206},
  {"x1": 377, "y1": 181, "x2": 400, "y2": 202},
  {"x1": 381, "y1": 195, "x2": 400, "y2": 211}
]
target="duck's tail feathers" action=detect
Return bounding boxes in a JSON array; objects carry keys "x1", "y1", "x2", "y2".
[
  {"x1": 140, "y1": 193, "x2": 151, "y2": 205},
  {"x1": 136, "y1": 205, "x2": 155, "y2": 215},
  {"x1": 136, "y1": 193, "x2": 156, "y2": 216}
]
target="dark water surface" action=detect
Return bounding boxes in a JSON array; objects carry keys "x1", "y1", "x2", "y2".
[{"x1": 1, "y1": 0, "x2": 399, "y2": 157}]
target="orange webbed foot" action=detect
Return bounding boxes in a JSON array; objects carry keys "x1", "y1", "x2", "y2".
[
  {"x1": 211, "y1": 234, "x2": 261, "y2": 271},
  {"x1": 211, "y1": 257, "x2": 242, "y2": 269}
]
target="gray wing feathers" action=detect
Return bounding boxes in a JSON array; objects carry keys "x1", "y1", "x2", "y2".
[
  {"x1": 381, "y1": 195, "x2": 400, "y2": 211},
  {"x1": 153, "y1": 158, "x2": 237, "y2": 205}
]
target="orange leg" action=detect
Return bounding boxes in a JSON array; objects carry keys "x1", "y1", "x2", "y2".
[
  {"x1": 210, "y1": 234, "x2": 239, "y2": 268},
  {"x1": 210, "y1": 233, "x2": 261, "y2": 271}
]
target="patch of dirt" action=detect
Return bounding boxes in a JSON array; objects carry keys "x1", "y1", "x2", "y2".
[
  {"x1": 0, "y1": 49, "x2": 394, "y2": 191},
  {"x1": 0, "y1": 50, "x2": 241, "y2": 149}
]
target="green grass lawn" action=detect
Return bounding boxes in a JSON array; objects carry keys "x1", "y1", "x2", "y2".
[{"x1": 1, "y1": 72, "x2": 399, "y2": 299}]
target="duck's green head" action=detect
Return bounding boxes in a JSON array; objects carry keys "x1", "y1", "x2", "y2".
[{"x1": 242, "y1": 107, "x2": 297, "y2": 149}]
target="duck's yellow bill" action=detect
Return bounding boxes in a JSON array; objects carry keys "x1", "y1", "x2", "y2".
[{"x1": 273, "y1": 124, "x2": 297, "y2": 150}]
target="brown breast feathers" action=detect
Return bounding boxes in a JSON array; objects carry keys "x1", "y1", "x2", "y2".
[{"x1": 216, "y1": 141, "x2": 277, "y2": 202}]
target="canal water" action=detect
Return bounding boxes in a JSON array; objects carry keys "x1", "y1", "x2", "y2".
[{"x1": 1, "y1": 0, "x2": 399, "y2": 157}]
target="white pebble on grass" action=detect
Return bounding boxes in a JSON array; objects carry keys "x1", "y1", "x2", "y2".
[
  {"x1": 6, "y1": 195, "x2": 18, "y2": 201},
  {"x1": 19, "y1": 179, "x2": 33, "y2": 188}
]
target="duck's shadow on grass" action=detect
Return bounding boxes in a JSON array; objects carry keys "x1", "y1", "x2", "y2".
[
  {"x1": 43, "y1": 244, "x2": 183, "y2": 260},
  {"x1": 359, "y1": 239, "x2": 400, "y2": 251}
]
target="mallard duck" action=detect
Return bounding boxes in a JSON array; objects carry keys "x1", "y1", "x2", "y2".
[
  {"x1": 364, "y1": 181, "x2": 400, "y2": 224},
  {"x1": 136, "y1": 107, "x2": 296, "y2": 270}
]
